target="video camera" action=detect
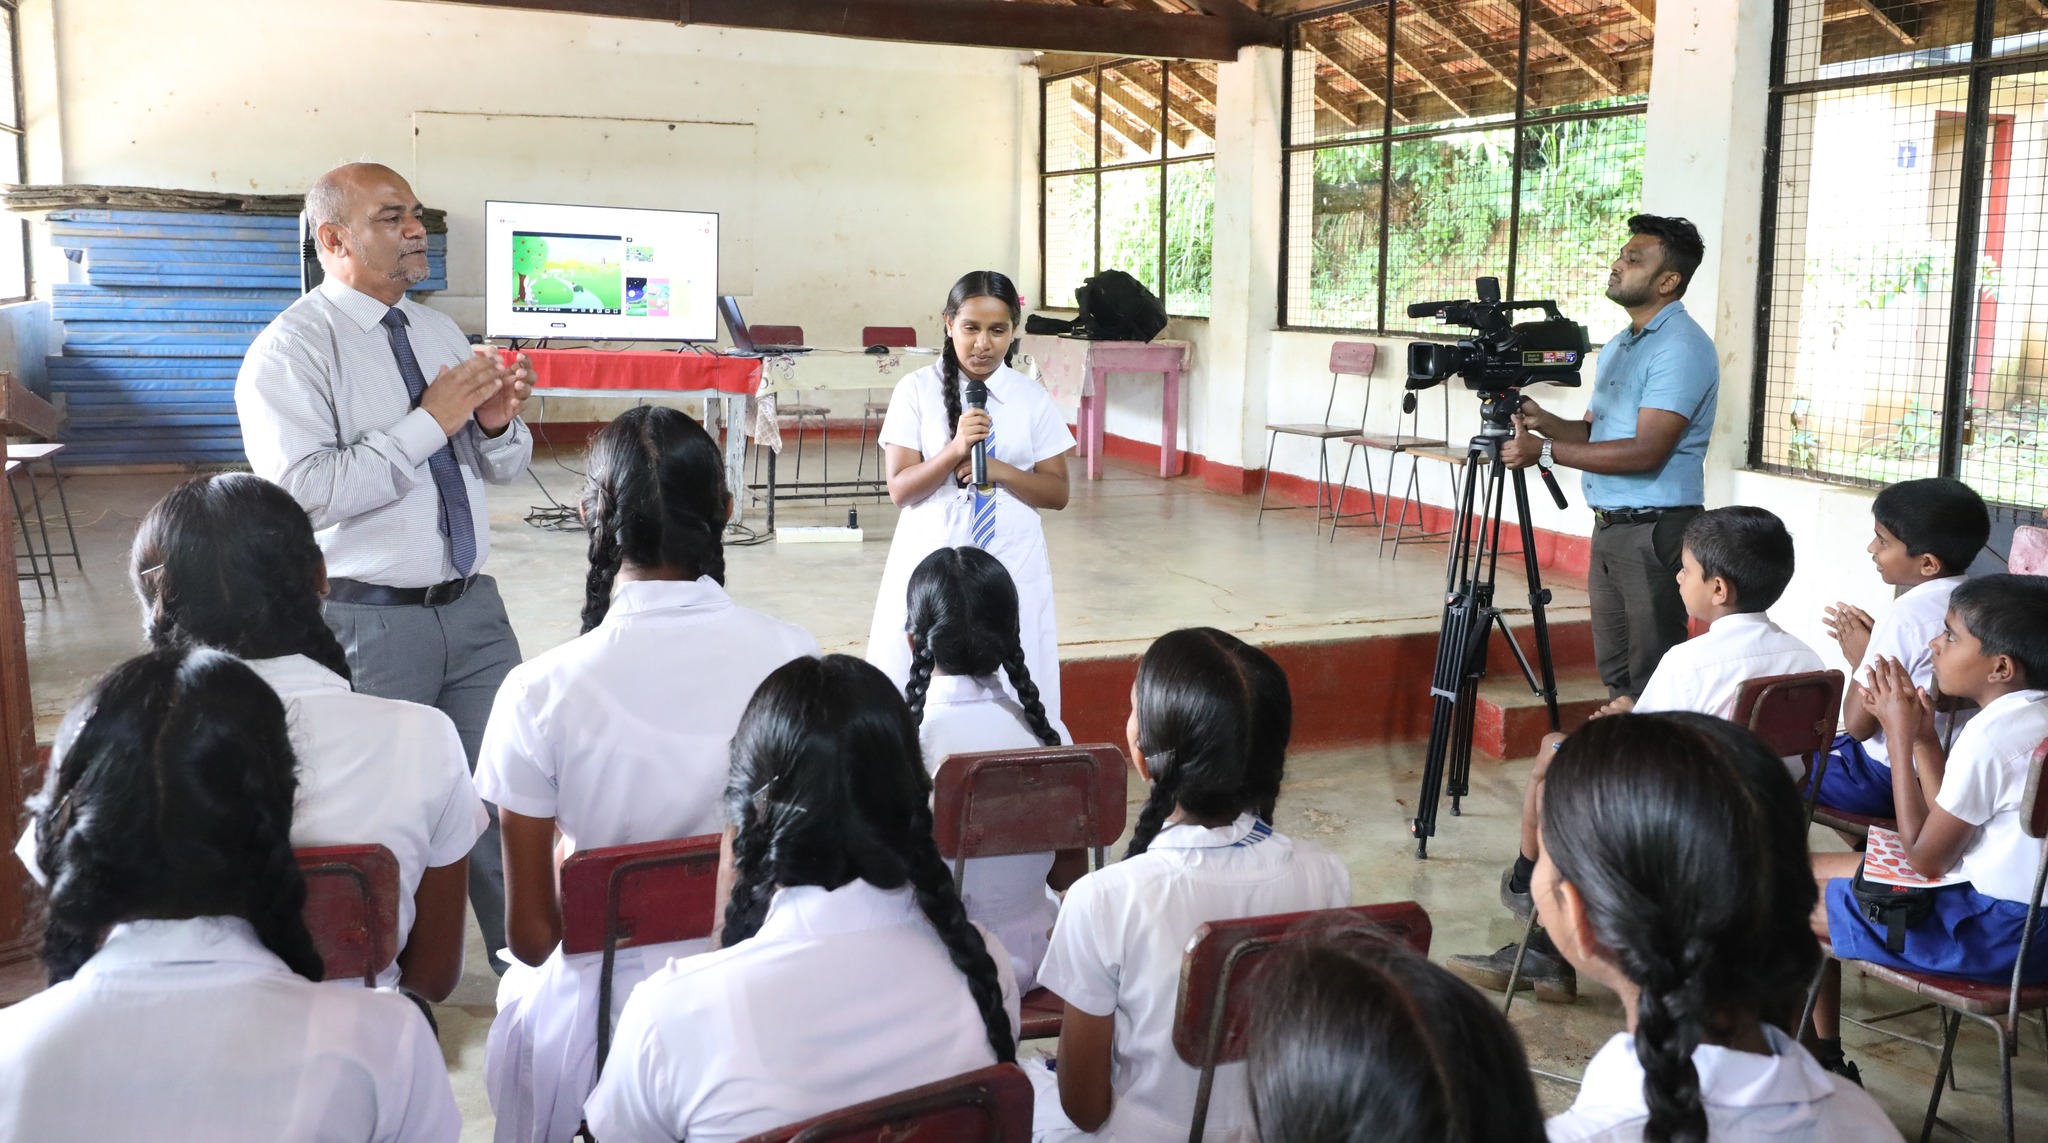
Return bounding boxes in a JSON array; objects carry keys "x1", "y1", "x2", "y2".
[{"x1": 1405, "y1": 276, "x2": 1588, "y2": 431}]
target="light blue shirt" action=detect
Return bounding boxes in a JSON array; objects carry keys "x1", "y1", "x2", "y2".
[{"x1": 1579, "y1": 299, "x2": 1719, "y2": 510}]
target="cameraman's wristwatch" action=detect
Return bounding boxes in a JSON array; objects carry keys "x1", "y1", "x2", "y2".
[{"x1": 1538, "y1": 439, "x2": 1554, "y2": 470}]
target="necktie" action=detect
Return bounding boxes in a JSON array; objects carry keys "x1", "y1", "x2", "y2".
[
  {"x1": 381, "y1": 307, "x2": 477, "y2": 577},
  {"x1": 970, "y1": 407, "x2": 997, "y2": 550}
]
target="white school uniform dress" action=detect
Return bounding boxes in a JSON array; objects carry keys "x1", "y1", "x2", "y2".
[
  {"x1": 1633, "y1": 612, "x2": 1825, "y2": 775},
  {"x1": 920, "y1": 672, "x2": 1069, "y2": 992},
  {"x1": 582, "y1": 879, "x2": 1022, "y2": 1143},
  {"x1": 475, "y1": 577, "x2": 818, "y2": 1143},
  {"x1": 11, "y1": 654, "x2": 487, "y2": 992},
  {"x1": 1032, "y1": 814, "x2": 1352, "y2": 1143},
  {"x1": 1937, "y1": 689, "x2": 2048, "y2": 906},
  {"x1": 1546, "y1": 1025, "x2": 1902, "y2": 1142},
  {"x1": 866, "y1": 362, "x2": 1076, "y2": 726},
  {"x1": 0, "y1": 916, "x2": 461, "y2": 1142}
]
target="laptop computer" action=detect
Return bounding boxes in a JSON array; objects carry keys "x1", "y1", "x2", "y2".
[{"x1": 718, "y1": 296, "x2": 811, "y2": 356}]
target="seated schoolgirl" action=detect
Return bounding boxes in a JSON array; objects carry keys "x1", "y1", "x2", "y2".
[
  {"x1": 906, "y1": 545, "x2": 1074, "y2": 991},
  {"x1": 1807, "y1": 574, "x2": 2048, "y2": 1082},
  {"x1": 477, "y1": 406, "x2": 818, "y2": 1143},
  {"x1": 1245, "y1": 938, "x2": 1546, "y2": 1143},
  {"x1": 10, "y1": 472, "x2": 487, "y2": 1001},
  {"x1": 1539, "y1": 712, "x2": 1900, "y2": 1143},
  {"x1": 0, "y1": 649, "x2": 460, "y2": 1140},
  {"x1": 1034, "y1": 627, "x2": 1351, "y2": 1143},
  {"x1": 582, "y1": 654, "x2": 1019, "y2": 1143}
]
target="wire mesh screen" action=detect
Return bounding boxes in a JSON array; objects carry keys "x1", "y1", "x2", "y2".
[
  {"x1": 1040, "y1": 61, "x2": 1214, "y2": 318},
  {"x1": 1756, "y1": 0, "x2": 2048, "y2": 510},
  {"x1": 1282, "y1": 1, "x2": 1650, "y2": 336}
]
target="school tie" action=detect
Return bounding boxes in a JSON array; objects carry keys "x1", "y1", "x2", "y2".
[
  {"x1": 971, "y1": 416, "x2": 998, "y2": 550},
  {"x1": 381, "y1": 307, "x2": 478, "y2": 577}
]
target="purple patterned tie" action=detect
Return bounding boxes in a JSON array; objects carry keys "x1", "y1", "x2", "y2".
[{"x1": 381, "y1": 307, "x2": 477, "y2": 576}]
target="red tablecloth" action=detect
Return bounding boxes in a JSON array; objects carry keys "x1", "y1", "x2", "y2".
[{"x1": 523, "y1": 348, "x2": 761, "y2": 395}]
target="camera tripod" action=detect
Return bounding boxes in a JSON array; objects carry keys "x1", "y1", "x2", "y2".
[{"x1": 1410, "y1": 402, "x2": 1564, "y2": 859}]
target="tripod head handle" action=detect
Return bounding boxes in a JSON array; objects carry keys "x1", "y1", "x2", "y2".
[{"x1": 1538, "y1": 464, "x2": 1569, "y2": 511}]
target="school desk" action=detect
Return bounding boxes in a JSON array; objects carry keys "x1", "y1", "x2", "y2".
[{"x1": 1018, "y1": 335, "x2": 1191, "y2": 480}]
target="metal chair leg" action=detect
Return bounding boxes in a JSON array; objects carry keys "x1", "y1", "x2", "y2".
[
  {"x1": 39, "y1": 458, "x2": 81, "y2": 571},
  {"x1": 1329, "y1": 444, "x2": 1357, "y2": 544},
  {"x1": 1255, "y1": 433, "x2": 1279, "y2": 525},
  {"x1": 1920, "y1": 1008, "x2": 1959, "y2": 1143},
  {"x1": 1502, "y1": 908, "x2": 1540, "y2": 1014},
  {"x1": 22, "y1": 463, "x2": 58, "y2": 592},
  {"x1": 8, "y1": 476, "x2": 45, "y2": 600},
  {"x1": 1998, "y1": 1019, "x2": 2015, "y2": 1143}
]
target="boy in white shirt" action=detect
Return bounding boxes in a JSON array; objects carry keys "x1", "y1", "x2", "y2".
[
  {"x1": 1807, "y1": 574, "x2": 2048, "y2": 1083},
  {"x1": 1815, "y1": 477, "x2": 1991, "y2": 817},
  {"x1": 1451, "y1": 506, "x2": 1822, "y2": 1002}
]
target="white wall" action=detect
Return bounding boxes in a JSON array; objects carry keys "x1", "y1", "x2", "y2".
[{"x1": 28, "y1": 0, "x2": 1033, "y2": 421}]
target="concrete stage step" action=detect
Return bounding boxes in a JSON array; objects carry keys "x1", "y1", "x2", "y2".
[
  {"x1": 1058, "y1": 614, "x2": 1599, "y2": 760},
  {"x1": 1473, "y1": 671, "x2": 1612, "y2": 761}
]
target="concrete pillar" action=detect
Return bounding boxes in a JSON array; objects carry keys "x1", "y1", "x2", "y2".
[
  {"x1": 1639, "y1": 0, "x2": 1777, "y2": 506},
  {"x1": 1202, "y1": 44, "x2": 1284, "y2": 490}
]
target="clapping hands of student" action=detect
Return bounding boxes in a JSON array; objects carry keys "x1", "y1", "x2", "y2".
[
  {"x1": 1823, "y1": 602, "x2": 1876, "y2": 667},
  {"x1": 1862, "y1": 655, "x2": 1935, "y2": 747}
]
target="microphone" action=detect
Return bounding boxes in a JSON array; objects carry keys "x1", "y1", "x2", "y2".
[{"x1": 965, "y1": 377, "x2": 991, "y2": 491}]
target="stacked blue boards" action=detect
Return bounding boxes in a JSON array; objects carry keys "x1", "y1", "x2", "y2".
[{"x1": 46, "y1": 208, "x2": 447, "y2": 466}]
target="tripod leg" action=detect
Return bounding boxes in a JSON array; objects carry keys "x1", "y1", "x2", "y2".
[
  {"x1": 1412, "y1": 441, "x2": 1490, "y2": 857},
  {"x1": 1507, "y1": 468, "x2": 1562, "y2": 730}
]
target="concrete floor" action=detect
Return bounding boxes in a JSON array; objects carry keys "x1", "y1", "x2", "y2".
[{"x1": 13, "y1": 442, "x2": 2044, "y2": 1140}]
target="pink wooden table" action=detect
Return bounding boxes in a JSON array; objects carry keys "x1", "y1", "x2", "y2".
[{"x1": 1019, "y1": 336, "x2": 1189, "y2": 481}]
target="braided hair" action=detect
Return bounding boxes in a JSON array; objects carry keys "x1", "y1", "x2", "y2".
[
  {"x1": 1124, "y1": 628, "x2": 1292, "y2": 859},
  {"x1": 938, "y1": 270, "x2": 1025, "y2": 449},
  {"x1": 579, "y1": 405, "x2": 730, "y2": 633},
  {"x1": 30, "y1": 648, "x2": 324, "y2": 985},
  {"x1": 131, "y1": 473, "x2": 351, "y2": 681},
  {"x1": 721, "y1": 655, "x2": 1015, "y2": 1065},
  {"x1": 1247, "y1": 938, "x2": 1547, "y2": 1143},
  {"x1": 1540, "y1": 713, "x2": 1820, "y2": 1143},
  {"x1": 903, "y1": 546, "x2": 1060, "y2": 747}
]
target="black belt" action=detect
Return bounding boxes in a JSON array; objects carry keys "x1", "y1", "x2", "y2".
[
  {"x1": 328, "y1": 575, "x2": 478, "y2": 607},
  {"x1": 1593, "y1": 505, "x2": 1701, "y2": 526}
]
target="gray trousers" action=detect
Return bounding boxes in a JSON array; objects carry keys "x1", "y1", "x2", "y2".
[
  {"x1": 326, "y1": 574, "x2": 522, "y2": 970},
  {"x1": 1587, "y1": 508, "x2": 1700, "y2": 700}
]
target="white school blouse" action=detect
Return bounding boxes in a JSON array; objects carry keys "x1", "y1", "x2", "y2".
[
  {"x1": 866, "y1": 362, "x2": 1076, "y2": 726},
  {"x1": 12, "y1": 654, "x2": 487, "y2": 991},
  {"x1": 1856, "y1": 575, "x2": 1969, "y2": 766},
  {"x1": 475, "y1": 576, "x2": 818, "y2": 1143},
  {"x1": 0, "y1": 916, "x2": 461, "y2": 1142},
  {"x1": 1634, "y1": 612, "x2": 1825, "y2": 723},
  {"x1": 582, "y1": 879, "x2": 1022, "y2": 1143},
  {"x1": 1035, "y1": 814, "x2": 1352, "y2": 1143},
  {"x1": 1546, "y1": 1026, "x2": 1901, "y2": 1142},
  {"x1": 1937, "y1": 688, "x2": 2048, "y2": 905},
  {"x1": 920, "y1": 672, "x2": 1066, "y2": 993}
]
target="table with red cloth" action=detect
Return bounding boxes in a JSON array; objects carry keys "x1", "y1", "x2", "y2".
[{"x1": 523, "y1": 347, "x2": 761, "y2": 521}]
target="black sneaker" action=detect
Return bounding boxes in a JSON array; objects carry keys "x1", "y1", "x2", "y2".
[
  {"x1": 1500, "y1": 866, "x2": 1534, "y2": 923},
  {"x1": 1810, "y1": 1040, "x2": 1864, "y2": 1087},
  {"x1": 1446, "y1": 939, "x2": 1577, "y2": 1002}
]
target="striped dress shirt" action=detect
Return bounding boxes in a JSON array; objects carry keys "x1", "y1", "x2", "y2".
[{"x1": 235, "y1": 279, "x2": 531, "y2": 588}]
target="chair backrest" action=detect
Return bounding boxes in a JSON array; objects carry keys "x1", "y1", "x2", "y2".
[
  {"x1": 933, "y1": 744, "x2": 1129, "y2": 863},
  {"x1": 753, "y1": 324, "x2": 805, "y2": 345},
  {"x1": 738, "y1": 1063, "x2": 1032, "y2": 1143},
  {"x1": 1328, "y1": 340, "x2": 1376, "y2": 378},
  {"x1": 1732, "y1": 669, "x2": 1845, "y2": 761},
  {"x1": 861, "y1": 325, "x2": 918, "y2": 348},
  {"x1": 2025, "y1": 738, "x2": 2048, "y2": 841},
  {"x1": 560, "y1": 834, "x2": 722, "y2": 956},
  {"x1": 296, "y1": 844, "x2": 401, "y2": 987},
  {"x1": 1172, "y1": 901, "x2": 1432, "y2": 1070}
]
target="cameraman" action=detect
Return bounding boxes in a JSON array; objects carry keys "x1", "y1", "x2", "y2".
[{"x1": 1499, "y1": 214, "x2": 1716, "y2": 700}]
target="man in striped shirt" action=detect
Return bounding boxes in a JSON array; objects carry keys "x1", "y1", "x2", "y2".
[{"x1": 236, "y1": 162, "x2": 533, "y2": 971}]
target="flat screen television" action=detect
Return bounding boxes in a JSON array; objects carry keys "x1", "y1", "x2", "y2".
[{"x1": 484, "y1": 200, "x2": 719, "y2": 342}]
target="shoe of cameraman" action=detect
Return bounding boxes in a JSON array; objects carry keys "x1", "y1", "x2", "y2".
[{"x1": 1446, "y1": 930, "x2": 1577, "y2": 1003}]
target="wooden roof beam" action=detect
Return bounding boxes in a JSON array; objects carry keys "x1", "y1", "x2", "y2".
[
  {"x1": 1298, "y1": 28, "x2": 1402, "y2": 124},
  {"x1": 1340, "y1": 12, "x2": 1472, "y2": 118},
  {"x1": 413, "y1": 0, "x2": 1282, "y2": 62},
  {"x1": 1409, "y1": 0, "x2": 1517, "y2": 89},
  {"x1": 1099, "y1": 67, "x2": 1194, "y2": 148},
  {"x1": 1072, "y1": 83, "x2": 1159, "y2": 155},
  {"x1": 1528, "y1": 2, "x2": 1624, "y2": 94},
  {"x1": 1850, "y1": 0, "x2": 1921, "y2": 45}
]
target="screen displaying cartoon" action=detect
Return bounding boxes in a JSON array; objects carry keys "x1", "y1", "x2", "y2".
[{"x1": 485, "y1": 201, "x2": 718, "y2": 341}]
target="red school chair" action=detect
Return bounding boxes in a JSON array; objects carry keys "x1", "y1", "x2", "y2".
[
  {"x1": 1831, "y1": 738, "x2": 2048, "y2": 1143},
  {"x1": 1257, "y1": 341, "x2": 1375, "y2": 538},
  {"x1": 856, "y1": 325, "x2": 920, "y2": 499},
  {"x1": 296, "y1": 844, "x2": 402, "y2": 988},
  {"x1": 1174, "y1": 902, "x2": 1433, "y2": 1143},
  {"x1": 559, "y1": 833, "x2": 723, "y2": 1073},
  {"x1": 737, "y1": 1062, "x2": 1032, "y2": 1143},
  {"x1": 933, "y1": 743, "x2": 1130, "y2": 1041}
]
